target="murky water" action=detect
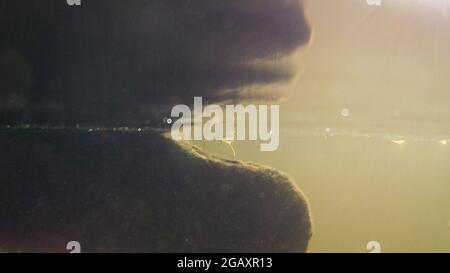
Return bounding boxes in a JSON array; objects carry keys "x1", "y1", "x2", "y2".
[{"x1": 196, "y1": 122, "x2": 450, "y2": 253}]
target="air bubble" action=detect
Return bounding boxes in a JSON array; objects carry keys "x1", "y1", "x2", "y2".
[{"x1": 341, "y1": 108, "x2": 350, "y2": 118}]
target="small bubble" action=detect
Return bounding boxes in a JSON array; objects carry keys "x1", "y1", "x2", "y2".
[
  {"x1": 138, "y1": 128, "x2": 142, "y2": 132},
  {"x1": 341, "y1": 108, "x2": 351, "y2": 118},
  {"x1": 167, "y1": 118, "x2": 173, "y2": 125}
]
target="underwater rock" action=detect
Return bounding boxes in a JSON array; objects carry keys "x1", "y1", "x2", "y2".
[{"x1": 0, "y1": 130, "x2": 312, "y2": 252}]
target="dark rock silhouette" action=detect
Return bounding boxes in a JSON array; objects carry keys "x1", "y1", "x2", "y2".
[
  {"x1": 1, "y1": 0, "x2": 310, "y2": 125},
  {"x1": 0, "y1": 131, "x2": 311, "y2": 252},
  {"x1": 0, "y1": 0, "x2": 313, "y2": 252}
]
